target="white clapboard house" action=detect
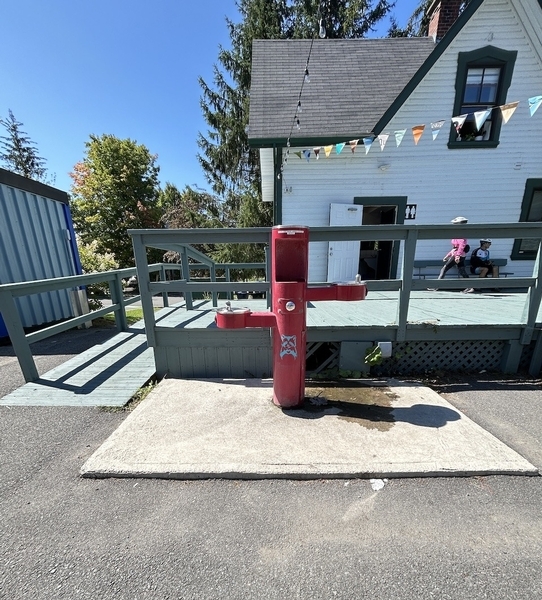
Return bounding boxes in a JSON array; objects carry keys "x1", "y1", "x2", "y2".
[{"x1": 247, "y1": 0, "x2": 542, "y2": 281}]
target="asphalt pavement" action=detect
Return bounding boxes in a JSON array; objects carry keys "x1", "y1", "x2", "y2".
[{"x1": 1, "y1": 329, "x2": 541, "y2": 599}]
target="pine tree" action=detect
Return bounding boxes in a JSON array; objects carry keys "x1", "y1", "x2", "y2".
[
  {"x1": 0, "y1": 110, "x2": 48, "y2": 182},
  {"x1": 388, "y1": 0, "x2": 471, "y2": 38},
  {"x1": 197, "y1": 0, "x2": 395, "y2": 235},
  {"x1": 291, "y1": 0, "x2": 394, "y2": 39}
]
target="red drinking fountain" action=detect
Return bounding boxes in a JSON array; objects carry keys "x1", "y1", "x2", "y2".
[{"x1": 215, "y1": 225, "x2": 367, "y2": 408}]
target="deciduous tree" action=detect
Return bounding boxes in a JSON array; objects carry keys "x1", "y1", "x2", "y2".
[{"x1": 70, "y1": 134, "x2": 161, "y2": 267}]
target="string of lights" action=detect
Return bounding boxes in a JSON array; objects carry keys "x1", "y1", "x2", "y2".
[{"x1": 277, "y1": 36, "x2": 315, "y2": 181}]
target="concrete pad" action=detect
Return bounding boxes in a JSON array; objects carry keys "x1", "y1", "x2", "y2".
[{"x1": 81, "y1": 378, "x2": 538, "y2": 479}]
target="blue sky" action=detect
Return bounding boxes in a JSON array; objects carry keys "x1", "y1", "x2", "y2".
[{"x1": 1, "y1": 0, "x2": 420, "y2": 194}]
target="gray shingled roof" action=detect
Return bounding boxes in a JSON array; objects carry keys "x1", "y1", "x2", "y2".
[{"x1": 248, "y1": 38, "x2": 436, "y2": 145}]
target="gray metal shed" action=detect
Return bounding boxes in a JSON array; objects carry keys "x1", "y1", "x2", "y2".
[{"x1": 0, "y1": 168, "x2": 82, "y2": 338}]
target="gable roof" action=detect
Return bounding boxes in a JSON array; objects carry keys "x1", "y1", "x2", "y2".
[
  {"x1": 247, "y1": 0, "x2": 496, "y2": 148},
  {"x1": 248, "y1": 38, "x2": 435, "y2": 147}
]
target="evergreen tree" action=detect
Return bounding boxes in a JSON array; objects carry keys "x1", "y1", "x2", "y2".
[
  {"x1": 291, "y1": 0, "x2": 394, "y2": 39},
  {"x1": 0, "y1": 109, "x2": 48, "y2": 182},
  {"x1": 197, "y1": 0, "x2": 395, "y2": 243},
  {"x1": 388, "y1": 0, "x2": 471, "y2": 38}
]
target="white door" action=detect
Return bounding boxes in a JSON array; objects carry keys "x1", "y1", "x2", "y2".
[{"x1": 327, "y1": 203, "x2": 362, "y2": 282}]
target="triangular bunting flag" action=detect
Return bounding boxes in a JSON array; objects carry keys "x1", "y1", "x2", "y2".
[
  {"x1": 412, "y1": 125, "x2": 425, "y2": 145},
  {"x1": 474, "y1": 109, "x2": 492, "y2": 132},
  {"x1": 452, "y1": 114, "x2": 468, "y2": 132},
  {"x1": 363, "y1": 137, "x2": 373, "y2": 154},
  {"x1": 394, "y1": 129, "x2": 406, "y2": 147},
  {"x1": 335, "y1": 142, "x2": 345, "y2": 154},
  {"x1": 378, "y1": 134, "x2": 389, "y2": 151},
  {"x1": 324, "y1": 145, "x2": 333, "y2": 157},
  {"x1": 294, "y1": 151, "x2": 302, "y2": 159},
  {"x1": 313, "y1": 147, "x2": 321, "y2": 159},
  {"x1": 303, "y1": 149, "x2": 311, "y2": 162},
  {"x1": 349, "y1": 139, "x2": 359, "y2": 153},
  {"x1": 431, "y1": 120, "x2": 445, "y2": 140},
  {"x1": 500, "y1": 101, "x2": 519, "y2": 123},
  {"x1": 528, "y1": 95, "x2": 542, "y2": 117}
]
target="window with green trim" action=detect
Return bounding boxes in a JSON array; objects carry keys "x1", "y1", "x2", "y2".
[
  {"x1": 512, "y1": 179, "x2": 542, "y2": 260},
  {"x1": 448, "y1": 46, "x2": 517, "y2": 148}
]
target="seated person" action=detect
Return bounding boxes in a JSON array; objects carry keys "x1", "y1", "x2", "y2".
[{"x1": 470, "y1": 239, "x2": 499, "y2": 278}]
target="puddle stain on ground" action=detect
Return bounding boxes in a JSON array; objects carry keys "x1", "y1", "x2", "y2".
[{"x1": 286, "y1": 381, "x2": 398, "y2": 431}]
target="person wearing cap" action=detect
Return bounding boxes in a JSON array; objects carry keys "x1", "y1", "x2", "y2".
[
  {"x1": 470, "y1": 239, "x2": 499, "y2": 279},
  {"x1": 436, "y1": 216, "x2": 474, "y2": 293}
]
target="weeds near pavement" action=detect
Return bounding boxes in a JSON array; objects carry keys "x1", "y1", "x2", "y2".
[{"x1": 99, "y1": 379, "x2": 158, "y2": 413}]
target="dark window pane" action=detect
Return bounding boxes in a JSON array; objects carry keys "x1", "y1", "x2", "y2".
[
  {"x1": 526, "y1": 191, "x2": 542, "y2": 221},
  {"x1": 480, "y1": 68, "x2": 500, "y2": 103}
]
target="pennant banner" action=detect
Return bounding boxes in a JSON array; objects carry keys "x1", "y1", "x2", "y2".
[
  {"x1": 431, "y1": 120, "x2": 445, "y2": 140},
  {"x1": 394, "y1": 129, "x2": 406, "y2": 147},
  {"x1": 412, "y1": 124, "x2": 425, "y2": 145},
  {"x1": 474, "y1": 109, "x2": 491, "y2": 132},
  {"x1": 500, "y1": 101, "x2": 519, "y2": 124},
  {"x1": 281, "y1": 93, "x2": 540, "y2": 175},
  {"x1": 452, "y1": 114, "x2": 468, "y2": 132},
  {"x1": 528, "y1": 95, "x2": 542, "y2": 117}
]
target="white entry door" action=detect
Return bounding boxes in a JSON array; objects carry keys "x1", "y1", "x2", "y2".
[{"x1": 326, "y1": 203, "x2": 362, "y2": 282}]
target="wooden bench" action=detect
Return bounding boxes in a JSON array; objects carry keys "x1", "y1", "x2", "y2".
[{"x1": 413, "y1": 258, "x2": 512, "y2": 279}]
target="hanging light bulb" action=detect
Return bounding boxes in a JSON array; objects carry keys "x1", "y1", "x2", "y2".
[
  {"x1": 319, "y1": 18, "x2": 326, "y2": 38},
  {"x1": 296, "y1": 118, "x2": 301, "y2": 130},
  {"x1": 297, "y1": 100, "x2": 302, "y2": 113},
  {"x1": 304, "y1": 67, "x2": 310, "y2": 83}
]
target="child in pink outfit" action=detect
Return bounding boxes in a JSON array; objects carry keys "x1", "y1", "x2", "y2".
[{"x1": 436, "y1": 217, "x2": 474, "y2": 293}]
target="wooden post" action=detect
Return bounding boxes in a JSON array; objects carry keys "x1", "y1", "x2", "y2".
[
  {"x1": 396, "y1": 228, "x2": 417, "y2": 342},
  {"x1": 0, "y1": 290, "x2": 39, "y2": 382}
]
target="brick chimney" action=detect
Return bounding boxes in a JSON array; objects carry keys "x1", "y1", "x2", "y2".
[{"x1": 427, "y1": 0, "x2": 462, "y2": 41}]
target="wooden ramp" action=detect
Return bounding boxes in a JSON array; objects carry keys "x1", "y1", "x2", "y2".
[{"x1": 0, "y1": 326, "x2": 155, "y2": 407}]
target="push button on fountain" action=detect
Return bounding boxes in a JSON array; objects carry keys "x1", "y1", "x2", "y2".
[{"x1": 285, "y1": 301, "x2": 296, "y2": 311}]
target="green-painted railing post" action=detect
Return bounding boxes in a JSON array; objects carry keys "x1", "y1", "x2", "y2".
[
  {"x1": 0, "y1": 291, "x2": 39, "y2": 382},
  {"x1": 160, "y1": 264, "x2": 169, "y2": 308},
  {"x1": 210, "y1": 263, "x2": 217, "y2": 307},
  {"x1": 180, "y1": 246, "x2": 193, "y2": 310},
  {"x1": 109, "y1": 272, "x2": 128, "y2": 331},
  {"x1": 225, "y1": 267, "x2": 231, "y2": 300},
  {"x1": 131, "y1": 234, "x2": 157, "y2": 347},
  {"x1": 521, "y1": 239, "x2": 542, "y2": 345},
  {"x1": 396, "y1": 228, "x2": 418, "y2": 342}
]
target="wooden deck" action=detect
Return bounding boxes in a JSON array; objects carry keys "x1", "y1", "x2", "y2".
[
  {"x1": 2, "y1": 290, "x2": 541, "y2": 408},
  {"x1": 155, "y1": 290, "x2": 542, "y2": 334},
  {"x1": 152, "y1": 291, "x2": 542, "y2": 378}
]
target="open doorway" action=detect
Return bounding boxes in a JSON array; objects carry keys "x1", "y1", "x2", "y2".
[{"x1": 354, "y1": 197, "x2": 407, "y2": 280}]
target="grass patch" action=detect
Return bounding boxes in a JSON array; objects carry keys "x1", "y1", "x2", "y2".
[
  {"x1": 99, "y1": 378, "x2": 158, "y2": 412},
  {"x1": 92, "y1": 307, "x2": 158, "y2": 329}
]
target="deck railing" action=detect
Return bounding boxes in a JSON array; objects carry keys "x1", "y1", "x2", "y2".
[
  {"x1": 129, "y1": 222, "x2": 542, "y2": 352},
  {"x1": 0, "y1": 256, "x2": 267, "y2": 382},
  {"x1": 2, "y1": 223, "x2": 541, "y2": 382}
]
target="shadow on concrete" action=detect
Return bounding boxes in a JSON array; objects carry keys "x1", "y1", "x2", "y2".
[{"x1": 284, "y1": 399, "x2": 460, "y2": 428}]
